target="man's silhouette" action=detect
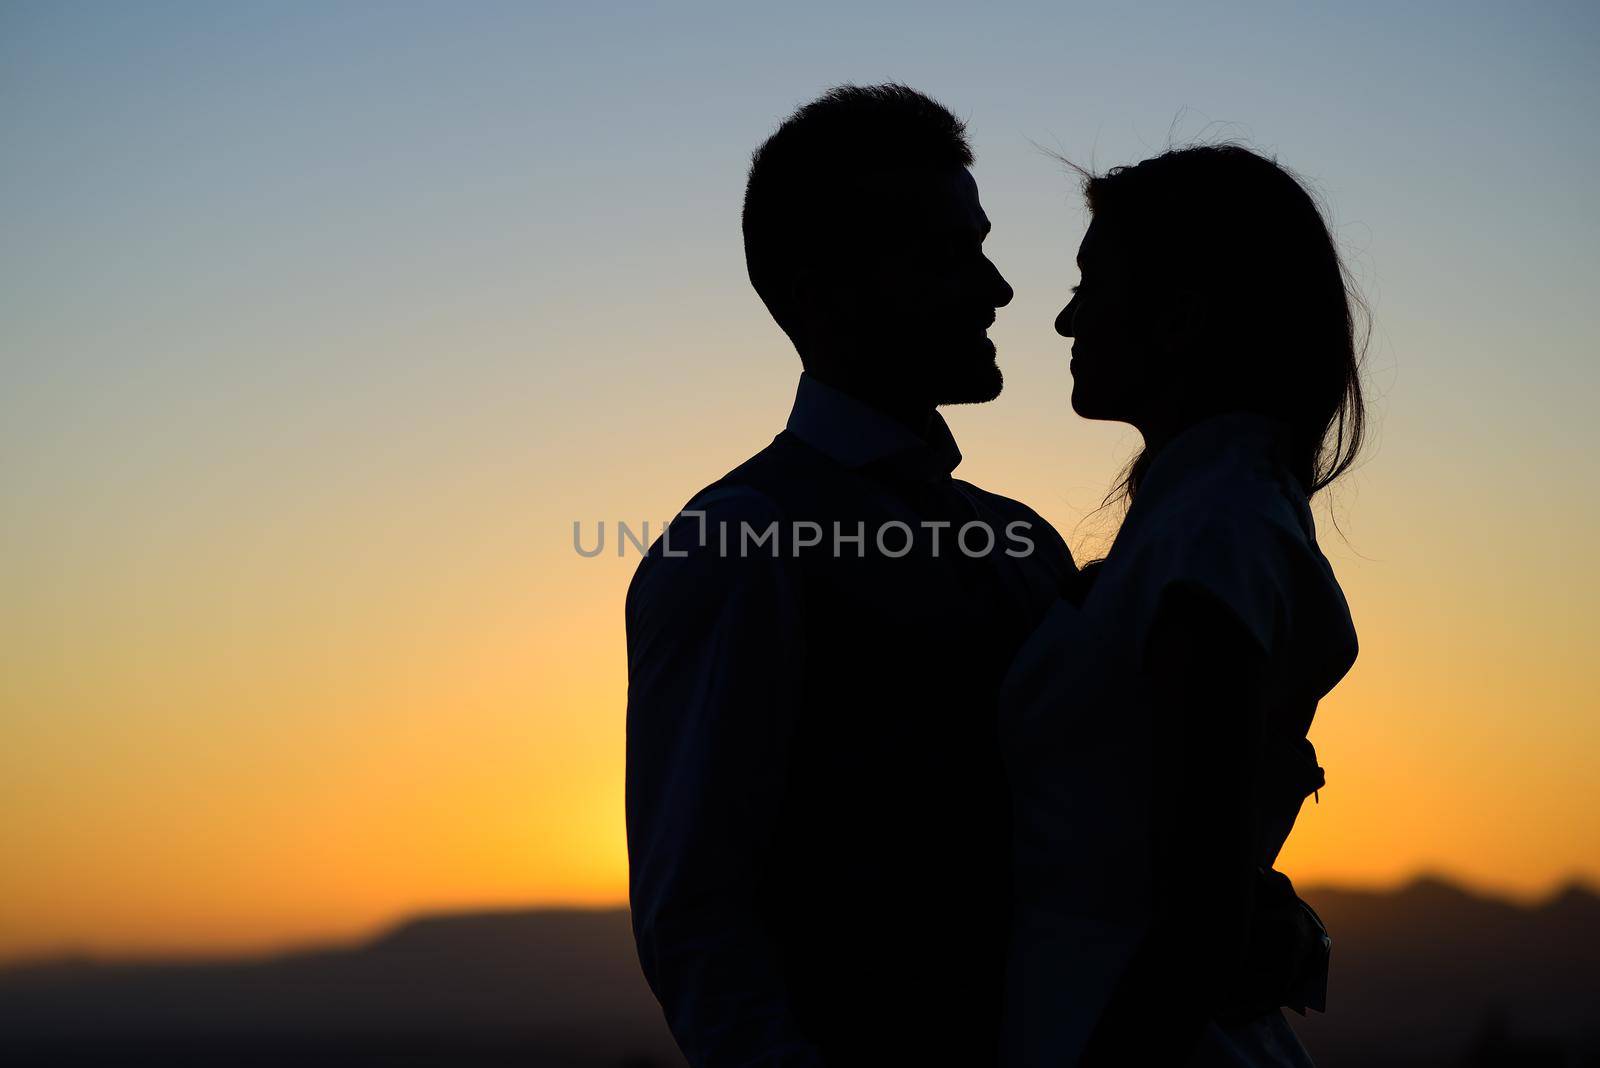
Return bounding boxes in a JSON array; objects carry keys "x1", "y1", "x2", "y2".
[{"x1": 624, "y1": 85, "x2": 1075, "y2": 1066}]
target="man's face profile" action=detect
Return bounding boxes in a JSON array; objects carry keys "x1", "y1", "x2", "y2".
[{"x1": 805, "y1": 166, "x2": 1015, "y2": 408}]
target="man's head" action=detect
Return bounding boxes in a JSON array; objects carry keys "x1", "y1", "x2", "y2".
[{"x1": 742, "y1": 84, "x2": 1014, "y2": 411}]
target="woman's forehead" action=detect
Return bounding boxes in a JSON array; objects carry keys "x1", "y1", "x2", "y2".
[{"x1": 1078, "y1": 215, "x2": 1133, "y2": 268}]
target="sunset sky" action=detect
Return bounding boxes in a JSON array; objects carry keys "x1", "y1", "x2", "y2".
[{"x1": 4, "y1": 2, "x2": 1597, "y2": 963}]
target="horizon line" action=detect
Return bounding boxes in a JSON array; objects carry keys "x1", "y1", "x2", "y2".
[{"x1": 3, "y1": 867, "x2": 1594, "y2": 971}]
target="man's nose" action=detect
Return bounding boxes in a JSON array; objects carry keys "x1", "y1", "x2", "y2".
[
  {"x1": 985, "y1": 256, "x2": 1014, "y2": 309},
  {"x1": 1055, "y1": 295, "x2": 1078, "y2": 337}
]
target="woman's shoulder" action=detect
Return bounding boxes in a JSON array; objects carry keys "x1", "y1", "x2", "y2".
[
  {"x1": 1106, "y1": 455, "x2": 1350, "y2": 664},
  {"x1": 1119, "y1": 447, "x2": 1310, "y2": 576},
  {"x1": 1145, "y1": 428, "x2": 1306, "y2": 527}
]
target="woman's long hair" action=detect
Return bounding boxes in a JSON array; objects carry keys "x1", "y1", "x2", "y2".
[{"x1": 1067, "y1": 143, "x2": 1367, "y2": 504}]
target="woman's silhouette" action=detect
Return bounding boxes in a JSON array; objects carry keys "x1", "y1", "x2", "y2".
[{"x1": 999, "y1": 144, "x2": 1366, "y2": 1066}]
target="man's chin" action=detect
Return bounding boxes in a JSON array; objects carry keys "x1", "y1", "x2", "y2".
[
  {"x1": 933, "y1": 355, "x2": 1004, "y2": 406},
  {"x1": 928, "y1": 346, "x2": 998, "y2": 404}
]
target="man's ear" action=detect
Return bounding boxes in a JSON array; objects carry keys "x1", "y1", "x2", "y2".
[
  {"x1": 789, "y1": 268, "x2": 822, "y2": 328},
  {"x1": 791, "y1": 265, "x2": 856, "y2": 336}
]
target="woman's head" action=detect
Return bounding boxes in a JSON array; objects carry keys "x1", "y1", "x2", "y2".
[{"x1": 1057, "y1": 143, "x2": 1366, "y2": 496}]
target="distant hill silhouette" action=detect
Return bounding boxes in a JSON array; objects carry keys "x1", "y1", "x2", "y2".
[
  {"x1": 0, "y1": 908, "x2": 680, "y2": 1066},
  {"x1": 1292, "y1": 876, "x2": 1600, "y2": 1067},
  {"x1": 1, "y1": 876, "x2": 1595, "y2": 1066}
]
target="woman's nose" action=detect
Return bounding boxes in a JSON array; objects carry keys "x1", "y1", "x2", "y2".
[{"x1": 1055, "y1": 295, "x2": 1078, "y2": 337}]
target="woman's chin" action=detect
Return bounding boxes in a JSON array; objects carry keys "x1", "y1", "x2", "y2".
[{"x1": 1069, "y1": 385, "x2": 1127, "y2": 423}]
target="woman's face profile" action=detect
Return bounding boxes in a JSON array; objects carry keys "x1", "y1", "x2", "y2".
[{"x1": 1055, "y1": 216, "x2": 1163, "y2": 427}]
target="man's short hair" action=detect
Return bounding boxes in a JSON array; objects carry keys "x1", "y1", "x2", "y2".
[{"x1": 742, "y1": 84, "x2": 974, "y2": 345}]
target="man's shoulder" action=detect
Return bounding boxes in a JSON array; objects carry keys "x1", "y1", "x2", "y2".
[
  {"x1": 951, "y1": 479, "x2": 1076, "y2": 583},
  {"x1": 625, "y1": 445, "x2": 797, "y2": 627},
  {"x1": 954, "y1": 479, "x2": 1047, "y2": 522},
  {"x1": 659, "y1": 432, "x2": 830, "y2": 516},
  {"x1": 956, "y1": 480, "x2": 1070, "y2": 544},
  {"x1": 667, "y1": 433, "x2": 815, "y2": 535}
]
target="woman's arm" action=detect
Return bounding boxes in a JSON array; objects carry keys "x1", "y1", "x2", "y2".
[{"x1": 1081, "y1": 581, "x2": 1271, "y2": 1065}]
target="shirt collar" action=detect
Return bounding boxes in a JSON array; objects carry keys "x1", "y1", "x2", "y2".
[
  {"x1": 784, "y1": 371, "x2": 963, "y2": 482},
  {"x1": 1135, "y1": 410, "x2": 1303, "y2": 506}
]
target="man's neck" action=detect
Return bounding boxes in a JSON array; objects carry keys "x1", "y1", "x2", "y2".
[{"x1": 804, "y1": 367, "x2": 934, "y2": 439}]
